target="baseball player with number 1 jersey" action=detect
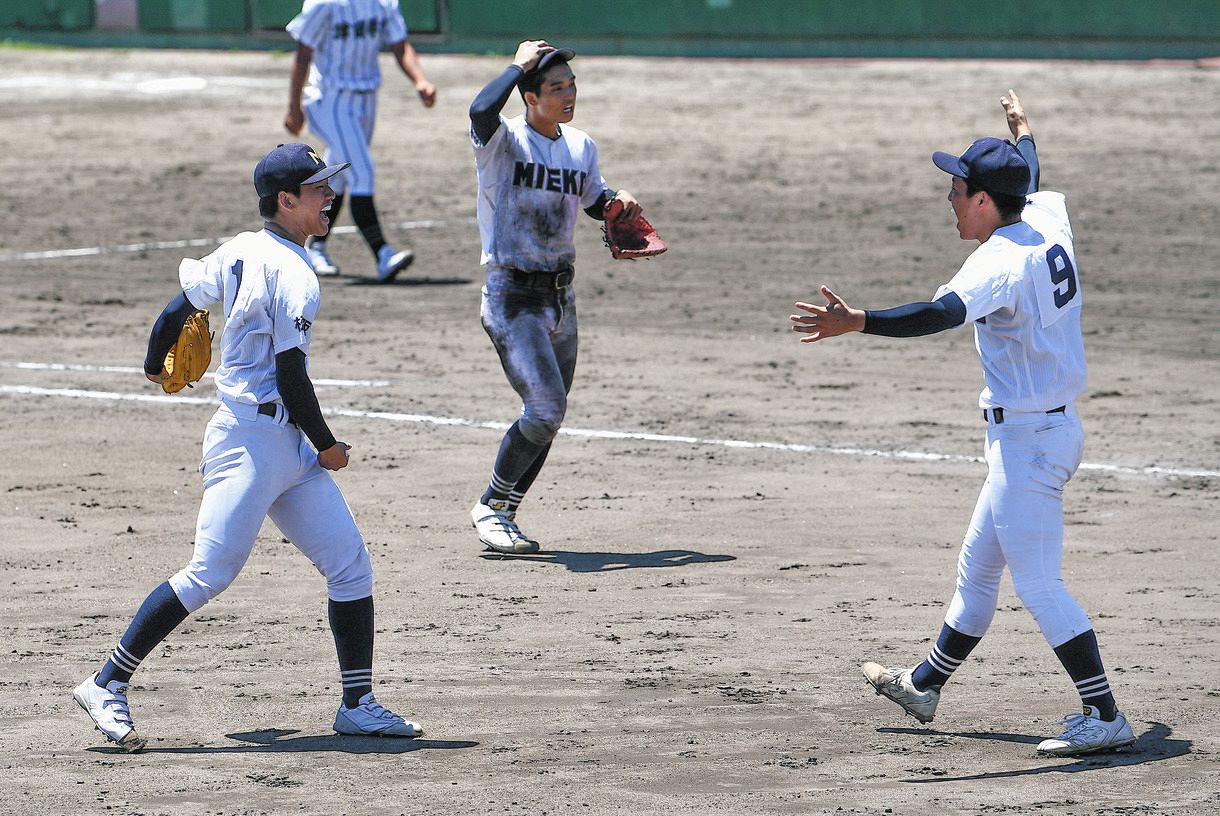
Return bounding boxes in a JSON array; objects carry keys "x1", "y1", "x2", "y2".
[
  {"x1": 285, "y1": 0, "x2": 436, "y2": 282},
  {"x1": 73, "y1": 144, "x2": 422, "y2": 751},
  {"x1": 790, "y1": 91, "x2": 1135, "y2": 757},
  {"x1": 466, "y1": 40, "x2": 646, "y2": 554}
]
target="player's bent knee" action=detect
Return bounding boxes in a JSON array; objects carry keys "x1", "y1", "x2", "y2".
[
  {"x1": 1012, "y1": 578, "x2": 1091, "y2": 642},
  {"x1": 519, "y1": 405, "x2": 566, "y2": 445},
  {"x1": 324, "y1": 543, "x2": 373, "y2": 602},
  {"x1": 168, "y1": 565, "x2": 240, "y2": 613}
]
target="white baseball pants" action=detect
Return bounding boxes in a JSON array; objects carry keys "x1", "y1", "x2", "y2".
[
  {"x1": 944, "y1": 405, "x2": 1094, "y2": 648},
  {"x1": 168, "y1": 402, "x2": 372, "y2": 612}
]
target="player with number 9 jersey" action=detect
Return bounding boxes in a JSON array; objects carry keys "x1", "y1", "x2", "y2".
[
  {"x1": 789, "y1": 90, "x2": 1135, "y2": 758},
  {"x1": 934, "y1": 188, "x2": 1086, "y2": 413}
]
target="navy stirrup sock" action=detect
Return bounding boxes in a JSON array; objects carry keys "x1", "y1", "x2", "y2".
[
  {"x1": 96, "y1": 581, "x2": 189, "y2": 687},
  {"x1": 1053, "y1": 629, "x2": 1118, "y2": 720},
  {"x1": 910, "y1": 624, "x2": 982, "y2": 691},
  {"x1": 329, "y1": 596, "x2": 375, "y2": 708},
  {"x1": 505, "y1": 442, "x2": 552, "y2": 513},
  {"x1": 481, "y1": 422, "x2": 549, "y2": 506},
  {"x1": 349, "y1": 195, "x2": 386, "y2": 255}
]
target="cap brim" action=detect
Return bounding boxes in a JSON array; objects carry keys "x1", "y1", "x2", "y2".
[
  {"x1": 532, "y1": 47, "x2": 576, "y2": 74},
  {"x1": 302, "y1": 162, "x2": 350, "y2": 186},
  {"x1": 931, "y1": 151, "x2": 967, "y2": 178}
]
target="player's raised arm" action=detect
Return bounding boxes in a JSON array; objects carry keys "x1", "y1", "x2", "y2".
[
  {"x1": 1001, "y1": 89, "x2": 1039, "y2": 194},
  {"x1": 469, "y1": 40, "x2": 555, "y2": 145}
]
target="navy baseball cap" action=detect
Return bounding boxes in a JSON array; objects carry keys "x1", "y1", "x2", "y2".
[
  {"x1": 932, "y1": 137, "x2": 1030, "y2": 197},
  {"x1": 523, "y1": 47, "x2": 576, "y2": 81},
  {"x1": 254, "y1": 143, "x2": 349, "y2": 197}
]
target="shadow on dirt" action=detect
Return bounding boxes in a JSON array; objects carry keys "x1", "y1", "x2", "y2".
[
  {"x1": 479, "y1": 549, "x2": 736, "y2": 572},
  {"x1": 87, "y1": 728, "x2": 479, "y2": 755},
  {"x1": 345, "y1": 275, "x2": 472, "y2": 287},
  {"x1": 877, "y1": 721, "x2": 1189, "y2": 782}
]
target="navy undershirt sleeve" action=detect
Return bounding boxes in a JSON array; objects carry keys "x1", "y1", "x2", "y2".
[
  {"x1": 469, "y1": 65, "x2": 524, "y2": 145},
  {"x1": 584, "y1": 189, "x2": 616, "y2": 221},
  {"x1": 275, "y1": 347, "x2": 337, "y2": 452},
  {"x1": 862, "y1": 292, "x2": 967, "y2": 337},
  {"x1": 1016, "y1": 134, "x2": 1039, "y2": 194},
  {"x1": 143, "y1": 291, "x2": 195, "y2": 376}
]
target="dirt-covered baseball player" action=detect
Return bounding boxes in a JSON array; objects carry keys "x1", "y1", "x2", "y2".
[
  {"x1": 284, "y1": 0, "x2": 435, "y2": 282},
  {"x1": 73, "y1": 144, "x2": 423, "y2": 751},
  {"x1": 789, "y1": 91, "x2": 1135, "y2": 756},
  {"x1": 466, "y1": 40, "x2": 644, "y2": 554}
]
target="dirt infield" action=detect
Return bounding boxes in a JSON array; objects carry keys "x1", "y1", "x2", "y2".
[{"x1": 2, "y1": 47, "x2": 1217, "y2": 815}]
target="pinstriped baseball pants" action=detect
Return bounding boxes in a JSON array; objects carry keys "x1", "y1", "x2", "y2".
[{"x1": 303, "y1": 86, "x2": 378, "y2": 197}]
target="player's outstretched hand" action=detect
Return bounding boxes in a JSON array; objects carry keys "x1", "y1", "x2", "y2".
[
  {"x1": 1000, "y1": 89, "x2": 1032, "y2": 141},
  {"x1": 284, "y1": 107, "x2": 305, "y2": 136},
  {"x1": 416, "y1": 81, "x2": 437, "y2": 108},
  {"x1": 318, "y1": 442, "x2": 351, "y2": 471},
  {"x1": 790, "y1": 286, "x2": 866, "y2": 343},
  {"x1": 145, "y1": 371, "x2": 163, "y2": 385},
  {"x1": 513, "y1": 39, "x2": 556, "y2": 73}
]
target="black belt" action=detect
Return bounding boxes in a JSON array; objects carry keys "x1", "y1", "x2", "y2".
[
  {"x1": 508, "y1": 266, "x2": 574, "y2": 289},
  {"x1": 984, "y1": 405, "x2": 1066, "y2": 424},
  {"x1": 258, "y1": 402, "x2": 296, "y2": 425}
]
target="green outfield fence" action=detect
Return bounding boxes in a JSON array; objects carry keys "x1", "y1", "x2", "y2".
[{"x1": 3, "y1": 0, "x2": 1219, "y2": 59}]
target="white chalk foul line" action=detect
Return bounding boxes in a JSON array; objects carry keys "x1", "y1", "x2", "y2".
[
  {"x1": 0, "y1": 218, "x2": 477, "y2": 263},
  {"x1": 0, "y1": 361, "x2": 387, "y2": 388},
  {"x1": 1, "y1": 384, "x2": 1215, "y2": 481}
]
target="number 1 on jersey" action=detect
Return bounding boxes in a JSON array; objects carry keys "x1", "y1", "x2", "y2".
[
  {"x1": 225, "y1": 259, "x2": 244, "y2": 317},
  {"x1": 1046, "y1": 245, "x2": 1077, "y2": 309}
]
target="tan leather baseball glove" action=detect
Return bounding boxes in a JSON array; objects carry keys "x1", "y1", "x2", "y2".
[{"x1": 160, "y1": 309, "x2": 213, "y2": 394}]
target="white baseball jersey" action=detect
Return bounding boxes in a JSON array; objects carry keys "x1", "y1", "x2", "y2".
[
  {"x1": 287, "y1": 0, "x2": 408, "y2": 93},
  {"x1": 935, "y1": 191, "x2": 1087, "y2": 412},
  {"x1": 472, "y1": 116, "x2": 607, "y2": 271},
  {"x1": 179, "y1": 229, "x2": 320, "y2": 406}
]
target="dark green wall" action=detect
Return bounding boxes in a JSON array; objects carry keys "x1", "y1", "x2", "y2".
[
  {"x1": 135, "y1": 0, "x2": 440, "y2": 33},
  {"x1": 440, "y1": 0, "x2": 1220, "y2": 58},
  {"x1": 446, "y1": 0, "x2": 1220, "y2": 39},
  {"x1": 0, "y1": 0, "x2": 93, "y2": 30},
  {"x1": 2, "y1": 0, "x2": 1218, "y2": 59}
]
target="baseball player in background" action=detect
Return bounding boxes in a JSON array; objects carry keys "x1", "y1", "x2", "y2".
[
  {"x1": 789, "y1": 91, "x2": 1136, "y2": 756},
  {"x1": 466, "y1": 40, "x2": 644, "y2": 554},
  {"x1": 73, "y1": 144, "x2": 423, "y2": 751},
  {"x1": 284, "y1": 0, "x2": 436, "y2": 282}
]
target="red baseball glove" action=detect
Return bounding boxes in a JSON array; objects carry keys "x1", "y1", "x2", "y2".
[{"x1": 602, "y1": 199, "x2": 667, "y2": 260}]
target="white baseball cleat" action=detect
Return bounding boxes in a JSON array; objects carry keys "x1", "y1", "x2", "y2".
[
  {"x1": 1036, "y1": 706, "x2": 1136, "y2": 756},
  {"x1": 470, "y1": 500, "x2": 540, "y2": 554},
  {"x1": 862, "y1": 662, "x2": 940, "y2": 724},
  {"x1": 73, "y1": 673, "x2": 147, "y2": 752},
  {"x1": 306, "y1": 239, "x2": 341, "y2": 277},
  {"x1": 333, "y1": 692, "x2": 423, "y2": 737},
  {"x1": 376, "y1": 244, "x2": 414, "y2": 282}
]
